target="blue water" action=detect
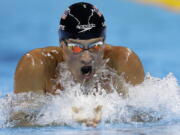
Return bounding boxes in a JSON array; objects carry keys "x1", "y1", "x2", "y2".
[{"x1": 0, "y1": 0, "x2": 180, "y2": 134}]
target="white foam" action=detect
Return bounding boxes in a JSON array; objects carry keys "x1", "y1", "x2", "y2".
[{"x1": 0, "y1": 64, "x2": 180, "y2": 128}]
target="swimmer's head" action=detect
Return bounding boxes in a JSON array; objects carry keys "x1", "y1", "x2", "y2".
[
  {"x1": 59, "y1": 2, "x2": 106, "y2": 84},
  {"x1": 59, "y1": 2, "x2": 106, "y2": 41}
]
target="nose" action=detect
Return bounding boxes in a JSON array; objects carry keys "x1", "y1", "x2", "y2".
[{"x1": 80, "y1": 51, "x2": 93, "y2": 65}]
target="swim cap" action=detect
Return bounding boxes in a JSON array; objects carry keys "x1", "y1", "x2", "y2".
[{"x1": 59, "y1": 2, "x2": 106, "y2": 41}]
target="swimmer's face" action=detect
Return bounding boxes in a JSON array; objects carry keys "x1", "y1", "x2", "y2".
[{"x1": 61, "y1": 37, "x2": 105, "y2": 83}]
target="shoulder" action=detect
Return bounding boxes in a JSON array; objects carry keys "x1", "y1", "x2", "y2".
[
  {"x1": 14, "y1": 46, "x2": 64, "y2": 93},
  {"x1": 26, "y1": 46, "x2": 63, "y2": 61},
  {"x1": 15, "y1": 46, "x2": 64, "y2": 76},
  {"x1": 103, "y1": 44, "x2": 136, "y2": 64},
  {"x1": 103, "y1": 44, "x2": 144, "y2": 85},
  {"x1": 19, "y1": 46, "x2": 64, "y2": 64}
]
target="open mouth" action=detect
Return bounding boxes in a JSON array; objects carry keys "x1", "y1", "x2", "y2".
[{"x1": 81, "y1": 66, "x2": 92, "y2": 79}]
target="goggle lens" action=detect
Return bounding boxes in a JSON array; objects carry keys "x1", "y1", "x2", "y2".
[
  {"x1": 88, "y1": 41, "x2": 103, "y2": 51},
  {"x1": 89, "y1": 44, "x2": 101, "y2": 51},
  {"x1": 67, "y1": 41, "x2": 103, "y2": 53},
  {"x1": 72, "y1": 46, "x2": 83, "y2": 53}
]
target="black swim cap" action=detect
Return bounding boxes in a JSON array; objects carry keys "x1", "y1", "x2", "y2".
[{"x1": 59, "y1": 2, "x2": 106, "y2": 41}]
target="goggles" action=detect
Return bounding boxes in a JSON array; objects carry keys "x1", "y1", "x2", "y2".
[{"x1": 65, "y1": 41, "x2": 104, "y2": 53}]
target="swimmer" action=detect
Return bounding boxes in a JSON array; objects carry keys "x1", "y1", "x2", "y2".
[
  {"x1": 13, "y1": 2, "x2": 145, "y2": 126},
  {"x1": 14, "y1": 2, "x2": 144, "y2": 94}
]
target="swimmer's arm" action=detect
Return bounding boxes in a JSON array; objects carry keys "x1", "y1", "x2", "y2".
[
  {"x1": 14, "y1": 47, "x2": 64, "y2": 94},
  {"x1": 14, "y1": 49, "x2": 47, "y2": 93},
  {"x1": 104, "y1": 45, "x2": 145, "y2": 85},
  {"x1": 121, "y1": 48, "x2": 145, "y2": 85}
]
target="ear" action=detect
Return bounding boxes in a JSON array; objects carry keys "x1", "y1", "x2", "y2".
[
  {"x1": 60, "y1": 40, "x2": 66, "y2": 48},
  {"x1": 60, "y1": 40, "x2": 72, "y2": 61}
]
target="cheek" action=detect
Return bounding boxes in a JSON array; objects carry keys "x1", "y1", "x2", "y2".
[
  {"x1": 63, "y1": 49, "x2": 73, "y2": 61},
  {"x1": 92, "y1": 52, "x2": 104, "y2": 61},
  {"x1": 92, "y1": 53, "x2": 105, "y2": 67},
  {"x1": 67, "y1": 55, "x2": 82, "y2": 72},
  {"x1": 69, "y1": 55, "x2": 81, "y2": 64}
]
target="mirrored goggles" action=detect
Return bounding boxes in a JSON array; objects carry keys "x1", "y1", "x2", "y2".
[{"x1": 66, "y1": 41, "x2": 104, "y2": 53}]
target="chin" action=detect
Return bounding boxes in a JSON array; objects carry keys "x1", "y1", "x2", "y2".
[{"x1": 81, "y1": 73, "x2": 94, "y2": 82}]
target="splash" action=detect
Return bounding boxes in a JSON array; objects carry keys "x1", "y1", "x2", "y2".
[{"x1": 0, "y1": 63, "x2": 180, "y2": 128}]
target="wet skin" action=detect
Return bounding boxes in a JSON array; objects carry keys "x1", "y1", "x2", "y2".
[{"x1": 14, "y1": 37, "x2": 145, "y2": 94}]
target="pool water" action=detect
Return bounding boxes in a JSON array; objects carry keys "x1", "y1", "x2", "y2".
[{"x1": 0, "y1": 0, "x2": 180, "y2": 134}]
